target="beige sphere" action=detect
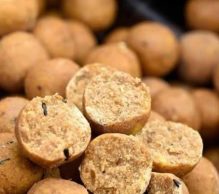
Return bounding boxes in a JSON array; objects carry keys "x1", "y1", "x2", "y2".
[
  {"x1": 186, "y1": 0, "x2": 219, "y2": 33},
  {"x1": 34, "y1": 16, "x2": 75, "y2": 59},
  {"x1": 183, "y1": 157, "x2": 219, "y2": 194},
  {"x1": 85, "y1": 42, "x2": 142, "y2": 77},
  {"x1": 0, "y1": 32, "x2": 49, "y2": 92},
  {"x1": 62, "y1": 0, "x2": 117, "y2": 31},
  {"x1": 67, "y1": 20, "x2": 96, "y2": 63},
  {"x1": 0, "y1": 133, "x2": 43, "y2": 194},
  {"x1": 28, "y1": 178, "x2": 88, "y2": 194},
  {"x1": 0, "y1": 97, "x2": 29, "y2": 133},
  {"x1": 192, "y1": 88, "x2": 219, "y2": 140},
  {"x1": 127, "y1": 22, "x2": 179, "y2": 76},
  {"x1": 179, "y1": 31, "x2": 219, "y2": 85},
  {"x1": 152, "y1": 87, "x2": 201, "y2": 130},
  {"x1": 0, "y1": 0, "x2": 38, "y2": 36},
  {"x1": 25, "y1": 58, "x2": 80, "y2": 99},
  {"x1": 105, "y1": 27, "x2": 129, "y2": 43}
]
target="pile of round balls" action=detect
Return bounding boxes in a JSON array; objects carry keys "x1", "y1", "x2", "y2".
[{"x1": 0, "y1": 0, "x2": 219, "y2": 194}]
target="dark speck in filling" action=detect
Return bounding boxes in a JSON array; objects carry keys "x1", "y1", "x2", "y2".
[
  {"x1": 42, "y1": 102, "x2": 47, "y2": 116},
  {"x1": 173, "y1": 179, "x2": 181, "y2": 188},
  {"x1": 63, "y1": 148, "x2": 70, "y2": 161},
  {"x1": 0, "y1": 158, "x2": 10, "y2": 165}
]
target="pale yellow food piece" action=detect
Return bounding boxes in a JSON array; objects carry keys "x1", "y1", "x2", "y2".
[
  {"x1": 127, "y1": 22, "x2": 179, "y2": 76},
  {"x1": 0, "y1": 96, "x2": 29, "y2": 133},
  {"x1": 152, "y1": 87, "x2": 201, "y2": 131},
  {"x1": 25, "y1": 58, "x2": 79, "y2": 99},
  {"x1": 0, "y1": 133, "x2": 43, "y2": 194},
  {"x1": 183, "y1": 157, "x2": 219, "y2": 194},
  {"x1": 136, "y1": 121, "x2": 203, "y2": 177},
  {"x1": 62, "y1": 0, "x2": 117, "y2": 31},
  {"x1": 34, "y1": 16, "x2": 75, "y2": 59},
  {"x1": 28, "y1": 178, "x2": 88, "y2": 194},
  {"x1": 67, "y1": 20, "x2": 96, "y2": 63},
  {"x1": 85, "y1": 42, "x2": 142, "y2": 77},
  {"x1": 16, "y1": 94, "x2": 91, "y2": 168},
  {"x1": 84, "y1": 70, "x2": 151, "y2": 134},
  {"x1": 0, "y1": 32, "x2": 49, "y2": 92},
  {"x1": 66, "y1": 63, "x2": 113, "y2": 111},
  {"x1": 0, "y1": 0, "x2": 38, "y2": 36},
  {"x1": 178, "y1": 31, "x2": 219, "y2": 85},
  {"x1": 80, "y1": 133, "x2": 152, "y2": 194},
  {"x1": 147, "y1": 172, "x2": 189, "y2": 194}
]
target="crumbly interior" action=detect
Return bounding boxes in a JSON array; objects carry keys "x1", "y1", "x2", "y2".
[
  {"x1": 66, "y1": 63, "x2": 112, "y2": 110},
  {"x1": 80, "y1": 133, "x2": 152, "y2": 194},
  {"x1": 17, "y1": 94, "x2": 91, "y2": 165},
  {"x1": 136, "y1": 121, "x2": 203, "y2": 175},
  {"x1": 84, "y1": 71, "x2": 151, "y2": 125},
  {"x1": 147, "y1": 172, "x2": 186, "y2": 194}
]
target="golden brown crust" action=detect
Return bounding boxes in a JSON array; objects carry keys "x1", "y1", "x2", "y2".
[
  {"x1": 105, "y1": 27, "x2": 129, "y2": 43},
  {"x1": 85, "y1": 42, "x2": 142, "y2": 77},
  {"x1": 0, "y1": 96, "x2": 29, "y2": 133},
  {"x1": 16, "y1": 94, "x2": 91, "y2": 168},
  {"x1": 178, "y1": 31, "x2": 219, "y2": 85},
  {"x1": 66, "y1": 63, "x2": 113, "y2": 111},
  {"x1": 0, "y1": 0, "x2": 38, "y2": 36},
  {"x1": 28, "y1": 178, "x2": 88, "y2": 194},
  {"x1": 0, "y1": 32, "x2": 49, "y2": 92},
  {"x1": 62, "y1": 0, "x2": 117, "y2": 31},
  {"x1": 136, "y1": 121, "x2": 203, "y2": 177},
  {"x1": 192, "y1": 88, "x2": 219, "y2": 140},
  {"x1": 25, "y1": 58, "x2": 79, "y2": 99},
  {"x1": 147, "y1": 172, "x2": 189, "y2": 194},
  {"x1": 183, "y1": 157, "x2": 219, "y2": 194},
  {"x1": 127, "y1": 22, "x2": 179, "y2": 76},
  {"x1": 80, "y1": 133, "x2": 152, "y2": 194},
  {"x1": 142, "y1": 77, "x2": 170, "y2": 99},
  {"x1": 0, "y1": 133, "x2": 43, "y2": 194},
  {"x1": 67, "y1": 20, "x2": 97, "y2": 63},
  {"x1": 152, "y1": 87, "x2": 201, "y2": 131},
  {"x1": 186, "y1": 0, "x2": 219, "y2": 33},
  {"x1": 34, "y1": 16, "x2": 75, "y2": 59},
  {"x1": 84, "y1": 70, "x2": 151, "y2": 134}
]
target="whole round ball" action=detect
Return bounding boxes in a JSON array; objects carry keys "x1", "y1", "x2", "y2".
[
  {"x1": 28, "y1": 178, "x2": 88, "y2": 194},
  {"x1": 192, "y1": 89, "x2": 219, "y2": 140},
  {"x1": 183, "y1": 157, "x2": 219, "y2": 194},
  {"x1": 152, "y1": 88, "x2": 201, "y2": 130},
  {"x1": 127, "y1": 22, "x2": 179, "y2": 76},
  {"x1": 105, "y1": 27, "x2": 129, "y2": 43},
  {"x1": 62, "y1": 0, "x2": 117, "y2": 31},
  {"x1": 85, "y1": 42, "x2": 142, "y2": 77},
  {"x1": 34, "y1": 16, "x2": 75, "y2": 59},
  {"x1": 186, "y1": 0, "x2": 219, "y2": 33},
  {"x1": 0, "y1": 96, "x2": 29, "y2": 133},
  {"x1": 67, "y1": 20, "x2": 96, "y2": 63},
  {"x1": 0, "y1": 133, "x2": 43, "y2": 194},
  {"x1": 0, "y1": 32, "x2": 49, "y2": 92},
  {"x1": 0, "y1": 0, "x2": 38, "y2": 36},
  {"x1": 25, "y1": 58, "x2": 80, "y2": 99},
  {"x1": 179, "y1": 31, "x2": 219, "y2": 85}
]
